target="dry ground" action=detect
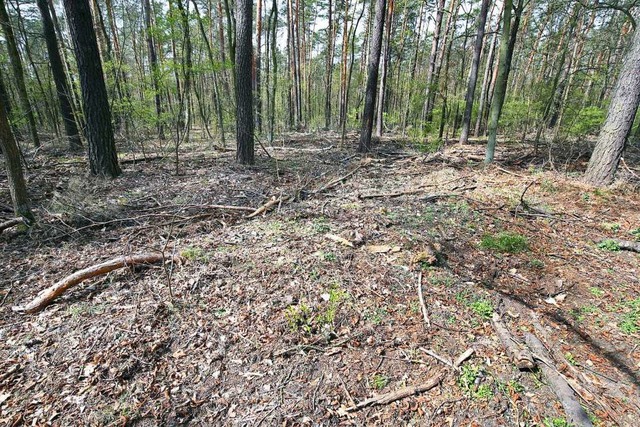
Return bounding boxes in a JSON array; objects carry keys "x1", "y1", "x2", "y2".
[{"x1": 1, "y1": 133, "x2": 640, "y2": 426}]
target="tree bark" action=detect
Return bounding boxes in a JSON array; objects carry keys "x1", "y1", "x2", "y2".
[
  {"x1": 324, "y1": 0, "x2": 335, "y2": 129},
  {"x1": 0, "y1": 0, "x2": 39, "y2": 148},
  {"x1": 375, "y1": 0, "x2": 393, "y2": 138},
  {"x1": 144, "y1": 0, "x2": 164, "y2": 140},
  {"x1": 36, "y1": 0, "x2": 82, "y2": 150},
  {"x1": 358, "y1": 0, "x2": 386, "y2": 153},
  {"x1": 460, "y1": 0, "x2": 490, "y2": 144},
  {"x1": 0, "y1": 74, "x2": 33, "y2": 222},
  {"x1": 421, "y1": 0, "x2": 445, "y2": 128},
  {"x1": 63, "y1": 0, "x2": 121, "y2": 177},
  {"x1": 235, "y1": 0, "x2": 255, "y2": 164},
  {"x1": 585, "y1": 20, "x2": 640, "y2": 186},
  {"x1": 255, "y1": 0, "x2": 263, "y2": 133},
  {"x1": 485, "y1": 0, "x2": 523, "y2": 163}
]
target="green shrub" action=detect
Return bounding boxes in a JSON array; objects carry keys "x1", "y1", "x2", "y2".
[
  {"x1": 481, "y1": 232, "x2": 529, "y2": 253},
  {"x1": 568, "y1": 106, "x2": 606, "y2": 137}
]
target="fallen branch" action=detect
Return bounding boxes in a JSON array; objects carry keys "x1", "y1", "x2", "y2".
[
  {"x1": 419, "y1": 347, "x2": 455, "y2": 368},
  {"x1": 247, "y1": 196, "x2": 284, "y2": 218},
  {"x1": 0, "y1": 217, "x2": 25, "y2": 233},
  {"x1": 13, "y1": 253, "x2": 181, "y2": 314},
  {"x1": 524, "y1": 332, "x2": 593, "y2": 427},
  {"x1": 119, "y1": 155, "x2": 165, "y2": 165},
  {"x1": 491, "y1": 313, "x2": 535, "y2": 370},
  {"x1": 417, "y1": 271, "x2": 431, "y2": 328},
  {"x1": 339, "y1": 372, "x2": 445, "y2": 414},
  {"x1": 312, "y1": 160, "x2": 368, "y2": 194}
]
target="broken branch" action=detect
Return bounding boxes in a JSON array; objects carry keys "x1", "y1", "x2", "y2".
[
  {"x1": 417, "y1": 271, "x2": 431, "y2": 328},
  {"x1": 0, "y1": 217, "x2": 25, "y2": 233},
  {"x1": 491, "y1": 313, "x2": 535, "y2": 370},
  {"x1": 13, "y1": 253, "x2": 181, "y2": 314},
  {"x1": 340, "y1": 372, "x2": 445, "y2": 414}
]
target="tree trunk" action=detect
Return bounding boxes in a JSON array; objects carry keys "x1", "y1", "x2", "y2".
[
  {"x1": 0, "y1": 75, "x2": 33, "y2": 222},
  {"x1": 0, "y1": 0, "x2": 39, "y2": 148},
  {"x1": 255, "y1": 0, "x2": 263, "y2": 133},
  {"x1": 485, "y1": 0, "x2": 523, "y2": 163},
  {"x1": 235, "y1": 0, "x2": 254, "y2": 164},
  {"x1": 585, "y1": 21, "x2": 640, "y2": 186},
  {"x1": 324, "y1": 0, "x2": 334, "y2": 129},
  {"x1": 144, "y1": 0, "x2": 164, "y2": 139},
  {"x1": 358, "y1": 0, "x2": 386, "y2": 153},
  {"x1": 63, "y1": 0, "x2": 121, "y2": 178},
  {"x1": 421, "y1": 0, "x2": 445, "y2": 128},
  {"x1": 36, "y1": 0, "x2": 82, "y2": 150},
  {"x1": 460, "y1": 0, "x2": 490, "y2": 144},
  {"x1": 375, "y1": 0, "x2": 393, "y2": 138}
]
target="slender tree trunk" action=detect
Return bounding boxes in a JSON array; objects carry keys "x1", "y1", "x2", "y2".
[
  {"x1": 236, "y1": 0, "x2": 254, "y2": 164},
  {"x1": 192, "y1": 0, "x2": 226, "y2": 147},
  {"x1": 144, "y1": 0, "x2": 164, "y2": 139},
  {"x1": 269, "y1": 0, "x2": 278, "y2": 142},
  {"x1": 421, "y1": 0, "x2": 445, "y2": 128},
  {"x1": 485, "y1": 0, "x2": 523, "y2": 163},
  {"x1": 585, "y1": 21, "x2": 640, "y2": 186},
  {"x1": 324, "y1": 0, "x2": 334, "y2": 129},
  {"x1": 375, "y1": 0, "x2": 393, "y2": 138},
  {"x1": 36, "y1": 0, "x2": 82, "y2": 150},
  {"x1": 255, "y1": 0, "x2": 263, "y2": 133},
  {"x1": 0, "y1": 77, "x2": 33, "y2": 222},
  {"x1": 339, "y1": 0, "x2": 350, "y2": 129},
  {"x1": 402, "y1": 1, "x2": 424, "y2": 131},
  {"x1": 460, "y1": 0, "x2": 490, "y2": 144},
  {"x1": 63, "y1": 0, "x2": 121, "y2": 177},
  {"x1": 0, "y1": 0, "x2": 39, "y2": 147},
  {"x1": 358, "y1": 0, "x2": 386, "y2": 153}
]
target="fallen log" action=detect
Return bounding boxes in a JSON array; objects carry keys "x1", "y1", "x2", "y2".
[
  {"x1": 13, "y1": 253, "x2": 180, "y2": 314},
  {"x1": 524, "y1": 332, "x2": 593, "y2": 427},
  {"x1": 0, "y1": 217, "x2": 25, "y2": 233},
  {"x1": 491, "y1": 313, "x2": 535, "y2": 370},
  {"x1": 339, "y1": 371, "x2": 445, "y2": 415}
]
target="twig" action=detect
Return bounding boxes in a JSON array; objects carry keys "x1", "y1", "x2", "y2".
[
  {"x1": 419, "y1": 347, "x2": 454, "y2": 368},
  {"x1": 453, "y1": 348, "x2": 476, "y2": 368},
  {"x1": 417, "y1": 271, "x2": 431, "y2": 328},
  {"x1": 339, "y1": 372, "x2": 445, "y2": 414},
  {"x1": 247, "y1": 196, "x2": 284, "y2": 218},
  {"x1": 312, "y1": 161, "x2": 367, "y2": 194}
]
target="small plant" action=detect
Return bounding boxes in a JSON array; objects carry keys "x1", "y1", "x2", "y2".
[
  {"x1": 597, "y1": 239, "x2": 620, "y2": 252},
  {"x1": 571, "y1": 305, "x2": 598, "y2": 322},
  {"x1": 180, "y1": 246, "x2": 209, "y2": 262},
  {"x1": 543, "y1": 418, "x2": 573, "y2": 427},
  {"x1": 619, "y1": 310, "x2": 639, "y2": 335},
  {"x1": 528, "y1": 258, "x2": 545, "y2": 269},
  {"x1": 317, "y1": 286, "x2": 349, "y2": 328},
  {"x1": 458, "y1": 364, "x2": 491, "y2": 398},
  {"x1": 320, "y1": 251, "x2": 337, "y2": 262},
  {"x1": 370, "y1": 374, "x2": 389, "y2": 390},
  {"x1": 480, "y1": 232, "x2": 529, "y2": 253},
  {"x1": 631, "y1": 228, "x2": 640, "y2": 240},
  {"x1": 285, "y1": 302, "x2": 313, "y2": 334},
  {"x1": 600, "y1": 222, "x2": 621, "y2": 232},
  {"x1": 565, "y1": 352, "x2": 578, "y2": 366},
  {"x1": 540, "y1": 179, "x2": 558, "y2": 194},
  {"x1": 470, "y1": 299, "x2": 494, "y2": 319},
  {"x1": 589, "y1": 287, "x2": 604, "y2": 298},
  {"x1": 365, "y1": 307, "x2": 389, "y2": 325},
  {"x1": 581, "y1": 193, "x2": 591, "y2": 202},
  {"x1": 312, "y1": 217, "x2": 331, "y2": 233}
]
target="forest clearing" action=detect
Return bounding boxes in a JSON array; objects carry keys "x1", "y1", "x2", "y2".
[
  {"x1": 2, "y1": 134, "x2": 640, "y2": 426},
  {"x1": 1, "y1": 0, "x2": 640, "y2": 425}
]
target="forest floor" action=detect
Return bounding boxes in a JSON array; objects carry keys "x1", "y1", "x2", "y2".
[{"x1": 1, "y1": 132, "x2": 640, "y2": 426}]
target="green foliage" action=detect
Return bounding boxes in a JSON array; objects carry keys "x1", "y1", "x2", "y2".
[
  {"x1": 370, "y1": 374, "x2": 389, "y2": 390},
  {"x1": 543, "y1": 418, "x2": 573, "y2": 427},
  {"x1": 480, "y1": 232, "x2": 529, "y2": 253},
  {"x1": 631, "y1": 228, "x2": 640, "y2": 240},
  {"x1": 180, "y1": 246, "x2": 208, "y2": 262},
  {"x1": 458, "y1": 364, "x2": 492, "y2": 399},
  {"x1": 565, "y1": 352, "x2": 578, "y2": 366},
  {"x1": 589, "y1": 287, "x2": 604, "y2": 298},
  {"x1": 528, "y1": 258, "x2": 545, "y2": 269},
  {"x1": 597, "y1": 239, "x2": 620, "y2": 251},
  {"x1": 600, "y1": 222, "x2": 620, "y2": 232},
  {"x1": 285, "y1": 301, "x2": 313, "y2": 334},
  {"x1": 568, "y1": 107, "x2": 606, "y2": 137},
  {"x1": 316, "y1": 286, "x2": 349, "y2": 327},
  {"x1": 470, "y1": 299, "x2": 494, "y2": 319},
  {"x1": 619, "y1": 298, "x2": 640, "y2": 334}
]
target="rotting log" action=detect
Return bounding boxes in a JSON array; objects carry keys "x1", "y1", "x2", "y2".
[
  {"x1": 491, "y1": 313, "x2": 535, "y2": 370},
  {"x1": 524, "y1": 332, "x2": 593, "y2": 427},
  {"x1": 0, "y1": 217, "x2": 25, "y2": 233},
  {"x1": 13, "y1": 253, "x2": 181, "y2": 314}
]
